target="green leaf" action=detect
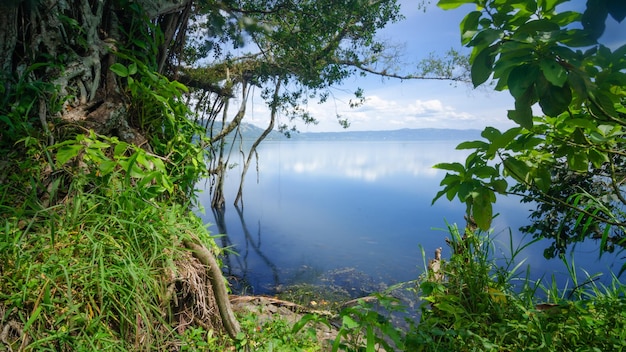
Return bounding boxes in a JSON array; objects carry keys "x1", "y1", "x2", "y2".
[
  {"x1": 550, "y1": 11, "x2": 581, "y2": 26},
  {"x1": 588, "y1": 148, "x2": 609, "y2": 168},
  {"x1": 472, "y1": 165, "x2": 497, "y2": 178},
  {"x1": 128, "y1": 63, "x2": 138, "y2": 75},
  {"x1": 458, "y1": 181, "x2": 475, "y2": 201},
  {"x1": 589, "y1": 92, "x2": 618, "y2": 119},
  {"x1": 23, "y1": 306, "x2": 42, "y2": 332},
  {"x1": 503, "y1": 157, "x2": 531, "y2": 182},
  {"x1": 515, "y1": 18, "x2": 560, "y2": 36},
  {"x1": 99, "y1": 160, "x2": 118, "y2": 176},
  {"x1": 539, "y1": 0, "x2": 563, "y2": 12},
  {"x1": 114, "y1": 142, "x2": 129, "y2": 158},
  {"x1": 471, "y1": 45, "x2": 496, "y2": 87},
  {"x1": 366, "y1": 326, "x2": 375, "y2": 352},
  {"x1": 461, "y1": 11, "x2": 482, "y2": 45},
  {"x1": 437, "y1": 0, "x2": 475, "y2": 10},
  {"x1": 56, "y1": 144, "x2": 83, "y2": 166},
  {"x1": 567, "y1": 150, "x2": 588, "y2": 172},
  {"x1": 481, "y1": 126, "x2": 502, "y2": 142},
  {"x1": 597, "y1": 124, "x2": 617, "y2": 136},
  {"x1": 565, "y1": 118, "x2": 596, "y2": 130},
  {"x1": 589, "y1": 131, "x2": 608, "y2": 143},
  {"x1": 582, "y1": 0, "x2": 608, "y2": 40},
  {"x1": 507, "y1": 104, "x2": 533, "y2": 129},
  {"x1": 533, "y1": 167, "x2": 552, "y2": 193},
  {"x1": 472, "y1": 189, "x2": 493, "y2": 230},
  {"x1": 456, "y1": 140, "x2": 489, "y2": 150},
  {"x1": 342, "y1": 315, "x2": 359, "y2": 329},
  {"x1": 109, "y1": 63, "x2": 129, "y2": 77},
  {"x1": 487, "y1": 127, "x2": 522, "y2": 156},
  {"x1": 468, "y1": 29, "x2": 501, "y2": 51},
  {"x1": 540, "y1": 59, "x2": 568, "y2": 87},
  {"x1": 446, "y1": 183, "x2": 461, "y2": 201},
  {"x1": 434, "y1": 162, "x2": 466, "y2": 174},
  {"x1": 607, "y1": 0, "x2": 626, "y2": 22},
  {"x1": 538, "y1": 81, "x2": 572, "y2": 116},
  {"x1": 508, "y1": 64, "x2": 539, "y2": 99},
  {"x1": 490, "y1": 179, "x2": 508, "y2": 193}
]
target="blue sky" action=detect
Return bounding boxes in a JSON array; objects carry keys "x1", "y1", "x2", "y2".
[{"x1": 245, "y1": 0, "x2": 626, "y2": 132}]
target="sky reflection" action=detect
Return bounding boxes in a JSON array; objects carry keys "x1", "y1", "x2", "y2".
[{"x1": 198, "y1": 139, "x2": 623, "y2": 296}]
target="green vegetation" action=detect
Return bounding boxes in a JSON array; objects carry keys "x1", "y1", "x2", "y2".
[
  {"x1": 408, "y1": 226, "x2": 626, "y2": 351},
  {"x1": 2, "y1": 0, "x2": 626, "y2": 350},
  {"x1": 432, "y1": 0, "x2": 626, "y2": 267}
]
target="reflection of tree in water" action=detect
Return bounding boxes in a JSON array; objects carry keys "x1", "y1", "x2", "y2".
[{"x1": 212, "y1": 205, "x2": 280, "y2": 295}]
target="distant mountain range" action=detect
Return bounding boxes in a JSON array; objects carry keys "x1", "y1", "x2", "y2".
[{"x1": 207, "y1": 122, "x2": 482, "y2": 141}]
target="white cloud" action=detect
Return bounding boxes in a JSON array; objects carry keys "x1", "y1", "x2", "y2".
[{"x1": 243, "y1": 81, "x2": 516, "y2": 133}]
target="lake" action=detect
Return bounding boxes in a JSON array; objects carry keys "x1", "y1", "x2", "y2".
[{"x1": 196, "y1": 139, "x2": 622, "y2": 297}]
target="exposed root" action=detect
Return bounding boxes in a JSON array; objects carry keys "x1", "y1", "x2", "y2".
[
  {"x1": 182, "y1": 239, "x2": 241, "y2": 340},
  {"x1": 0, "y1": 319, "x2": 24, "y2": 352}
]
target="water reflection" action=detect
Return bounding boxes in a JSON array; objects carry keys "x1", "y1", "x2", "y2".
[
  {"x1": 256, "y1": 140, "x2": 469, "y2": 181},
  {"x1": 198, "y1": 139, "x2": 622, "y2": 297},
  {"x1": 212, "y1": 205, "x2": 281, "y2": 294}
]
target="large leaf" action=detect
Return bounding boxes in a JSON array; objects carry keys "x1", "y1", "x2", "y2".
[
  {"x1": 456, "y1": 140, "x2": 489, "y2": 150},
  {"x1": 538, "y1": 81, "x2": 572, "y2": 116},
  {"x1": 468, "y1": 29, "x2": 501, "y2": 50},
  {"x1": 540, "y1": 59, "x2": 568, "y2": 87},
  {"x1": 539, "y1": 0, "x2": 567, "y2": 12},
  {"x1": 490, "y1": 179, "x2": 508, "y2": 193},
  {"x1": 472, "y1": 189, "x2": 494, "y2": 230},
  {"x1": 607, "y1": 0, "x2": 626, "y2": 22},
  {"x1": 508, "y1": 64, "x2": 539, "y2": 99},
  {"x1": 481, "y1": 126, "x2": 508, "y2": 144},
  {"x1": 461, "y1": 11, "x2": 482, "y2": 45},
  {"x1": 582, "y1": 0, "x2": 608, "y2": 40},
  {"x1": 567, "y1": 150, "x2": 588, "y2": 172},
  {"x1": 588, "y1": 148, "x2": 609, "y2": 168},
  {"x1": 503, "y1": 157, "x2": 531, "y2": 183},
  {"x1": 471, "y1": 45, "x2": 496, "y2": 87},
  {"x1": 56, "y1": 144, "x2": 83, "y2": 166},
  {"x1": 515, "y1": 18, "x2": 560, "y2": 36},
  {"x1": 507, "y1": 104, "x2": 533, "y2": 129},
  {"x1": 533, "y1": 167, "x2": 552, "y2": 193},
  {"x1": 433, "y1": 162, "x2": 466, "y2": 174}
]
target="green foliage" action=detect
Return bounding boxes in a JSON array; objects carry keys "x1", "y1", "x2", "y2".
[
  {"x1": 186, "y1": 0, "x2": 404, "y2": 131},
  {"x1": 408, "y1": 225, "x2": 626, "y2": 351},
  {"x1": 50, "y1": 131, "x2": 174, "y2": 200},
  {"x1": 433, "y1": 0, "x2": 626, "y2": 260},
  {"x1": 331, "y1": 295, "x2": 405, "y2": 352},
  {"x1": 0, "y1": 187, "x2": 218, "y2": 350},
  {"x1": 109, "y1": 57, "x2": 209, "y2": 203},
  {"x1": 234, "y1": 311, "x2": 322, "y2": 351},
  {"x1": 0, "y1": 62, "x2": 64, "y2": 147}
]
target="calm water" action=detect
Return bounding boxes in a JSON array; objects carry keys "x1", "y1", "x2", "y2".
[{"x1": 196, "y1": 139, "x2": 622, "y2": 295}]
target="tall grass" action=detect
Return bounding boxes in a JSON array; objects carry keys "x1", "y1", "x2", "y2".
[
  {"x1": 0, "y1": 189, "x2": 220, "y2": 350},
  {"x1": 406, "y1": 223, "x2": 626, "y2": 351}
]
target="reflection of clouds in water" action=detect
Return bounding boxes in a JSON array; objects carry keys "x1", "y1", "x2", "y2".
[{"x1": 258, "y1": 141, "x2": 469, "y2": 182}]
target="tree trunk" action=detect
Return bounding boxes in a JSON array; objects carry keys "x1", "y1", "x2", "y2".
[
  {"x1": 2, "y1": 0, "x2": 241, "y2": 342},
  {"x1": 0, "y1": 3, "x2": 17, "y2": 74}
]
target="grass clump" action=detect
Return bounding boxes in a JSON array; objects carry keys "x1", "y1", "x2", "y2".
[
  {"x1": 405, "y1": 223, "x2": 626, "y2": 351},
  {"x1": 0, "y1": 191, "x2": 224, "y2": 350},
  {"x1": 0, "y1": 134, "x2": 229, "y2": 350}
]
